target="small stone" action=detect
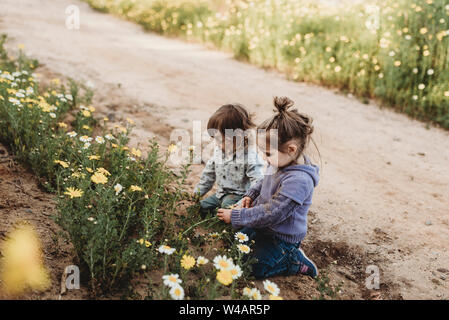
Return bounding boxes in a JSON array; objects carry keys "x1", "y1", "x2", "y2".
[
  {"x1": 441, "y1": 275, "x2": 446, "y2": 280},
  {"x1": 25, "y1": 209, "x2": 33, "y2": 214},
  {"x1": 425, "y1": 220, "x2": 432, "y2": 226},
  {"x1": 437, "y1": 268, "x2": 448, "y2": 274}
]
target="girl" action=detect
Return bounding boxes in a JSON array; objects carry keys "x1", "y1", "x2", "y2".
[
  {"x1": 217, "y1": 97, "x2": 319, "y2": 279},
  {"x1": 194, "y1": 103, "x2": 265, "y2": 217}
]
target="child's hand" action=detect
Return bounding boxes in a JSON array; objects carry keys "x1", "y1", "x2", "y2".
[
  {"x1": 241, "y1": 196, "x2": 253, "y2": 208},
  {"x1": 217, "y1": 208, "x2": 232, "y2": 224}
]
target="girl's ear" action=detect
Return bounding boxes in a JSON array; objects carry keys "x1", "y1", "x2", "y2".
[{"x1": 287, "y1": 143, "x2": 298, "y2": 157}]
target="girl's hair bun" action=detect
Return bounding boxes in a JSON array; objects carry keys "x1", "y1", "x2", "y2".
[{"x1": 273, "y1": 96, "x2": 295, "y2": 114}]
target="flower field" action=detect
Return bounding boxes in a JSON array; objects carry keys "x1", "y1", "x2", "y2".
[
  {"x1": 0, "y1": 35, "x2": 287, "y2": 299},
  {"x1": 85, "y1": 0, "x2": 449, "y2": 129}
]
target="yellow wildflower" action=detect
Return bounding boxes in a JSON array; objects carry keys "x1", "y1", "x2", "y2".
[
  {"x1": 168, "y1": 144, "x2": 177, "y2": 153},
  {"x1": 180, "y1": 254, "x2": 196, "y2": 270},
  {"x1": 91, "y1": 172, "x2": 108, "y2": 184},
  {"x1": 216, "y1": 269, "x2": 233, "y2": 286},
  {"x1": 130, "y1": 185, "x2": 143, "y2": 192},
  {"x1": 64, "y1": 187, "x2": 84, "y2": 199},
  {"x1": 0, "y1": 224, "x2": 50, "y2": 296},
  {"x1": 96, "y1": 167, "x2": 111, "y2": 176},
  {"x1": 54, "y1": 160, "x2": 69, "y2": 168},
  {"x1": 131, "y1": 148, "x2": 142, "y2": 158},
  {"x1": 88, "y1": 155, "x2": 100, "y2": 160}
]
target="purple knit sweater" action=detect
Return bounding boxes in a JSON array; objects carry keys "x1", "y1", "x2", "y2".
[{"x1": 231, "y1": 158, "x2": 319, "y2": 244}]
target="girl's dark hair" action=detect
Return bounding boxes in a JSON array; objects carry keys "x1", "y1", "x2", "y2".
[
  {"x1": 207, "y1": 103, "x2": 255, "y2": 135},
  {"x1": 258, "y1": 96, "x2": 314, "y2": 158}
]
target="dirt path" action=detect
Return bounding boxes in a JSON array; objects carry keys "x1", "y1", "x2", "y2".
[{"x1": 1, "y1": 0, "x2": 448, "y2": 299}]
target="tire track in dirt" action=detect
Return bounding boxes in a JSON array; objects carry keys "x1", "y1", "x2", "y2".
[{"x1": 1, "y1": 0, "x2": 448, "y2": 299}]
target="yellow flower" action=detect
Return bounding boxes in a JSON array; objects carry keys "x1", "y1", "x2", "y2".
[
  {"x1": 145, "y1": 240, "x2": 151, "y2": 247},
  {"x1": 420, "y1": 27, "x2": 428, "y2": 35},
  {"x1": 88, "y1": 155, "x2": 100, "y2": 160},
  {"x1": 88, "y1": 105, "x2": 95, "y2": 112},
  {"x1": 130, "y1": 185, "x2": 143, "y2": 192},
  {"x1": 54, "y1": 160, "x2": 69, "y2": 168},
  {"x1": 86, "y1": 167, "x2": 93, "y2": 173},
  {"x1": 82, "y1": 110, "x2": 91, "y2": 117},
  {"x1": 137, "y1": 238, "x2": 144, "y2": 245},
  {"x1": 50, "y1": 78, "x2": 60, "y2": 86},
  {"x1": 117, "y1": 126, "x2": 127, "y2": 134},
  {"x1": 71, "y1": 172, "x2": 86, "y2": 179},
  {"x1": 58, "y1": 122, "x2": 67, "y2": 128},
  {"x1": 96, "y1": 167, "x2": 111, "y2": 176},
  {"x1": 17, "y1": 43, "x2": 25, "y2": 50},
  {"x1": 82, "y1": 125, "x2": 90, "y2": 130},
  {"x1": 131, "y1": 148, "x2": 142, "y2": 158},
  {"x1": 269, "y1": 295, "x2": 283, "y2": 300},
  {"x1": 64, "y1": 187, "x2": 84, "y2": 198},
  {"x1": 216, "y1": 269, "x2": 233, "y2": 286},
  {"x1": 168, "y1": 144, "x2": 177, "y2": 153},
  {"x1": 91, "y1": 172, "x2": 108, "y2": 184},
  {"x1": 0, "y1": 224, "x2": 50, "y2": 296},
  {"x1": 180, "y1": 254, "x2": 196, "y2": 270},
  {"x1": 126, "y1": 118, "x2": 135, "y2": 125},
  {"x1": 394, "y1": 61, "x2": 401, "y2": 67}
]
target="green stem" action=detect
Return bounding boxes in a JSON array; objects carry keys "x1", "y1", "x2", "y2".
[{"x1": 181, "y1": 216, "x2": 218, "y2": 236}]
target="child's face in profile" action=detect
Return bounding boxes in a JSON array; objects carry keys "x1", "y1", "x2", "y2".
[
  {"x1": 258, "y1": 142, "x2": 291, "y2": 168},
  {"x1": 257, "y1": 133, "x2": 299, "y2": 168}
]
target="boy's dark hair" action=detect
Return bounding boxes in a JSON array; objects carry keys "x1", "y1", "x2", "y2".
[
  {"x1": 258, "y1": 96, "x2": 314, "y2": 158},
  {"x1": 207, "y1": 103, "x2": 255, "y2": 135}
]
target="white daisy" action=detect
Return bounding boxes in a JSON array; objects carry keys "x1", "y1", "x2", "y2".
[
  {"x1": 162, "y1": 274, "x2": 182, "y2": 287},
  {"x1": 158, "y1": 245, "x2": 175, "y2": 255},
  {"x1": 95, "y1": 136, "x2": 105, "y2": 144},
  {"x1": 263, "y1": 280, "x2": 280, "y2": 296},
  {"x1": 250, "y1": 288, "x2": 262, "y2": 300},
  {"x1": 229, "y1": 264, "x2": 242, "y2": 280},
  {"x1": 79, "y1": 135, "x2": 93, "y2": 143},
  {"x1": 169, "y1": 284, "x2": 184, "y2": 300},
  {"x1": 67, "y1": 131, "x2": 77, "y2": 138},
  {"x1": 114, "y1": 184, "x2": 123, "y2": 195},
  {"x1": 213, "y1": 255, "x2": 234, "y2": 270},
  {"x1": 196, "y1": 256, "x2": 209, "y2": 266},
  {"x1": 105, "y1": 134, "x2": 115, "y2": 140},
  {"x1": 235, "y1": 232, "x2": 249, "y2": 243},
  {"x1": 237, "y1": 244, "x2": 251, "y2": 254}
]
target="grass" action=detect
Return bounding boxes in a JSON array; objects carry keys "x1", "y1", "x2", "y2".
[{"x1": 84, "y1": 0, "x2": 449, "y2": 129}]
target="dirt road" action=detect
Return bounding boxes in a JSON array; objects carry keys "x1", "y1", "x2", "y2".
[{"x1": 1, "y1": 0, "x2": 448, "y2": 299}]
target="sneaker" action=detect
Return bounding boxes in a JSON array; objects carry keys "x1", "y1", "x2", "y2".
[{"x1": 297, "y1": 247, "x2": 319, "y2": 278}]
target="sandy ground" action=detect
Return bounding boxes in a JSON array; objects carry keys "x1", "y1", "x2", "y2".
[{"x1": 1, "y1": 0, "x2": 448, "y2": 299}]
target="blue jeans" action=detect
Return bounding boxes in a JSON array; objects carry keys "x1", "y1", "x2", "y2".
[
  {"x1": 240, "y1": 227, "x2": 303, "y2": 279},
  {"x1": 200, "y1": 193, "x2": 241, "y2": 217}
]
